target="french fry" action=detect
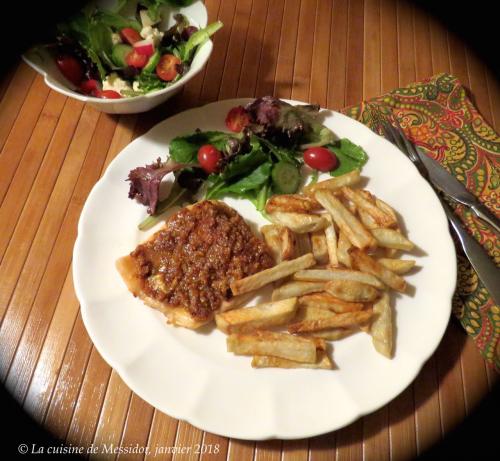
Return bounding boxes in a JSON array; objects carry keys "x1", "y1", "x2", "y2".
[
  {"x1": 265, "y1": 194, "x2": 321, "y2": 214},
  {"x1": 251, "y1": 350, "x2": 333, "y2": 369},
  {"x1": 288, "y1": 310, "x2": 374, "y2": 333},
  {"x1": 216, "y1": 298, "x2": 297, "y2": 334},
  {"x1": 295, "y1": 232, "x2": 312, "y2": 256},
  {"x1": 342, "y1": 187, "x2": 397, "y2": 228},
  {"x1": 293, "y1": 269, "x2": 385, "y2": 289},
  {"x1": 261, "y1": 224, "x2": 296, "y2": 263},
  {"x1": 371, "y1": 228, "x2": 415, "y2": 251},
  {"x1": 377, "y1": 258, "x2": 416, "y2": 274},
  {"x1": 220, "y1": 291, "x2": 257, "y2": 312},
  {"x1": 349, "y1": 248, "x2": 407, "y2": 292},
  {"x1": 268, "y1": 211, "x2": 329, "y2": 234},
  {"x1": 370, "y1": 292, "x2": 393, "y2": 358},
  {"x1": 298, "y1": 292, "x2": 365, "y2": 313},
  {"x1": 272, "y1": 281, "x2": 325, "y2": 301},
  {"x1": 337, "y1": 230, "x2": 352, "y2": 267},
  {"x1": 315, "y1": 190, "x2": 377, "y2": 250},
  {"x1": 310, "y1": 230, "x2": 329, "y2": 265},
  {"x1": 230, "y1": 253, "x2": 316, "y2": 295},
  {"x1": 375, "y1": 198, "x2": 398, "y2": 226},
  {"x1": 324, "y1": 216, "x2": 339, "y2": 266},
  {"x1": 294, "y1": 305, "x2": 338, "y2": 322},
  {"x1": 227, "y1": 331, "x2": 317, "y2": 363},
  {"x1": 303, "y1": 170, "x2": 361, "y2": 196},
  {"x1": 358, "y1": 209, "x2": 379, "y2": 230},
  {"x1": 325, "y1": 279, "x2": 380, "y2": 302},
  {"x1": 302, "y1": 328, "x2": 357, "y2": 341}
]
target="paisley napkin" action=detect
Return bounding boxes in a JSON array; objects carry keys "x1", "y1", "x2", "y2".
[{"x1": 341, "y1": 73, "x2": 499, "y2": 371}]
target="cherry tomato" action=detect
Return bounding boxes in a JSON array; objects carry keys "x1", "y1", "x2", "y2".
[
  {"x1": 80, "y1": 79, "x2": 100, "y2": 95},
  {"x1": 55, "y1": 55, "x2": 84, "y2": 86},
  {"x1": 125, "y1": 50, "x2": 148, "y2": 68},
  {"x1": 94, "y1": 90, "x2": 122, "y2": 99},
  {"x1": 156, "y1": 54, "x2": 181, "y2": 82},
  {"x1": 197, "y1": 144, "x2": 222, "y2": 174},
  {"x1": 120, "y1": 27, "x2": 142, "y2": 45},
  {"x1": 225, "y1": 106, "x2": 250, "y2": 132},
  {"x1": 303, "y1": 147, "x2": 338, "y2": 172}
]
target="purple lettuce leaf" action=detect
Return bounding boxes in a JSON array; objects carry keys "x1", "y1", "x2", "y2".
[{"x1": 127, "y1": 158, "x2": 189, "y2": 215}]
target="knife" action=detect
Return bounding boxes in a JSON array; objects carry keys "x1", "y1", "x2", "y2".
[
  {"x1": 415, "y1": 149, "x2": 500, "y2": 234},
  {"x1": 442, "y1": 201, "x2": 500, "y2": 306}
]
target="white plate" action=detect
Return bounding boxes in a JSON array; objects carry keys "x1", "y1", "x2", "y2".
[{"x1": 73, "y1": 99, "x2": 456, "y2": 440}]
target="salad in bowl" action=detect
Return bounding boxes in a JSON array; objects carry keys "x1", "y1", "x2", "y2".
[{"x1": 23, "y1": 0, "x2": 222, "y2": 113}]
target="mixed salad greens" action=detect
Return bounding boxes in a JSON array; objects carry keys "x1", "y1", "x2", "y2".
[
  {"x1": 49, "y1": 0, "x2": 222, "y2": 98},
  {"x1": 127, "y1": 97, "x2": 368, "y2": 230}
]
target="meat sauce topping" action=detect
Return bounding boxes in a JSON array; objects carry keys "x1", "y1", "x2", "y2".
[{"x1": 130, "y1": 201, "x2": 274, "y2": 319}]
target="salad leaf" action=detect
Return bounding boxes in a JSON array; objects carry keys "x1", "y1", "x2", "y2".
[
  {"x1": 328, "y1": 139, "x2": 368, "y2": 177},
  {"x1": 134, "y1": 72, "x2": 167, "y2": 92},
  {"x1": 211, "y1": 162, "x2": 272, "y2": 196},
  {"x1": 178, "y1": 21, "x2": 224, "y2": 61},
  {"x1": 127, "y1": 158, "x2": 190, "y2": 214},
  {"x1": 244, "y1": 97, "x2": 336, "y2": 149},
  {"x1": 95, "y1": 10, "x2": 142, "y2": 32},
  {"x1": 169, "y1": 131, "x2": 234, "y2": 163}
]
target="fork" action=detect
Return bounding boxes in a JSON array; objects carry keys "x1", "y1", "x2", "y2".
[{"x1": 379, "y1": 120, "x2": 500, "y2": 306}]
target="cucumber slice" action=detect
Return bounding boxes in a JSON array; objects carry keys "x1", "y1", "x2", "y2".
[
  {"x1": 111, "y1": 44, "x2": 133, "y2": 67},
  {"x1": 143, "y1": 50, "x2": 161, "y2": 73},
  {"x1": 271, "y1": 162, "x2": 300, "y2": 194}
]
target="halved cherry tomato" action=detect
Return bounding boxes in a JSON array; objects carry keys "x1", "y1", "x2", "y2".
[
  {"x1": 120, "y1": 27, "x2": 142, "y2": 45},
  {"x1": 225, "y1": 106, "x2": 250, "y2": 132},
  {"x1": 125, "y1": 49, "x2": 148, "y2": 68},
  {"x1": 156, "y1": 54, "x2": 181, "y2": 82},
  {"x1": 303, "y1": 147, "x2": 338, "y2": 172},
  {"x1": 94, "y1": 90, "x2": 122, "y2": 99},
  {"x1": 56, "y1": 55, "x2": 84, "y2": 86},
  {"x1": 197, "y1": 144, "x2": 222, "y2": 174},
  {"x1": 80, "y1": 79, "x2": 100, "y2": 95}
]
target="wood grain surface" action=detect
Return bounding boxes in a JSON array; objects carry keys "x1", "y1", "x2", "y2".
[{"x1": 1, "y1": 0, "x2": 498, "y2": 460}]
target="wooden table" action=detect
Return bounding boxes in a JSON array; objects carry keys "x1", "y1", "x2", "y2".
[{"x1": 1, "y1": 0, "x2": 498, "y2": 459}]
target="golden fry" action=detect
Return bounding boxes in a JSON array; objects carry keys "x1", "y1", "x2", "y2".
[
  {"x1": 349, "y1": 248, "x2": 407, "y2": 292},
  {"x1": 325, "y1": 279, "x2": 380, "y2": 302},
  {"x1": 230, "y1": 253, "x2": 316, "y2": 295},
  {"x1": 377, "y1": 258, "x2": 416, "y2": 274},
  {"x1": 342, "y1": 187, "x2": 397, "y2": 228},
  {"x1": 272, "y1": 281, "x2": 325, "y2": 301},
  {"x1": 315, "y1": 190, "x2": 377, "y2": 250},
  {"x1": 251, "y1": 350, "x2": 333, "y2": 369},
  {"x1": 303, "y1": 170, "x2": 361, "y2": 196},
  {"x1": 293, "y1": 269, "x2": 385, "y2": 289},
  {"x1": 337, "y1": 230, "x2": 352, "y2": 268},
  {"x1": 298, "y1": 292, "x2": 365, "y2": 313},
  {"x1": 324, "y1": 215, "x2": 339, "y2": 267},
  {"x1": 310, "y1": 230, "x2": 330, "y2": 265},
  {"x1": 215, "y1": 298, "x2": 298, "y2": 334},
  {"x1": 261, "y1": 224, "x2": 296, "y2": 263},
  {"x1": 288, "y1": 310, "x2": 374, "y2": 333},
  {"x1": 301, "y1": 328, "x2": 357, "y2": 340},
  {"x1": 371, "y1": 228, "x2": 415, "y2": 251},
  {"x1": 265, "y1": 194, "x2": 322, "y2": 214},
  {"x1": 268, "y1": 211, "x2": 329, "y2": 234},
  {"x1": 370, "y1": 292, "x2": 393, "y2": 358},
  {"x1": 227, "y1": 331, "x2": 317, "y2": 363}
]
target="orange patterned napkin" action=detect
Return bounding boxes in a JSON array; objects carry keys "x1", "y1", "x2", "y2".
[{"x1": 341, "y1": 73, "x2": 499, "y2": 371}]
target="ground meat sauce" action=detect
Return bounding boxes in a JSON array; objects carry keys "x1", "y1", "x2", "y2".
[{"x1": 130, "y1": 201, "x2": 274, "y2": 320}]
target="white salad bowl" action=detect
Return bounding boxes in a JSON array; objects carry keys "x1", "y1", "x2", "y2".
[{"x1": 22, "y1": 0, "x2": 210, "y2": 114}]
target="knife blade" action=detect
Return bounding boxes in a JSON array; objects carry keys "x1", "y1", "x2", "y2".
[{"x1": 415, "y1": 149, "x2": 500, "y2": 234}]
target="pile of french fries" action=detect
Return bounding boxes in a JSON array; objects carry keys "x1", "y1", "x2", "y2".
[{"x1": 216, "y1": 170, "x2": 417, "y2": 370}]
